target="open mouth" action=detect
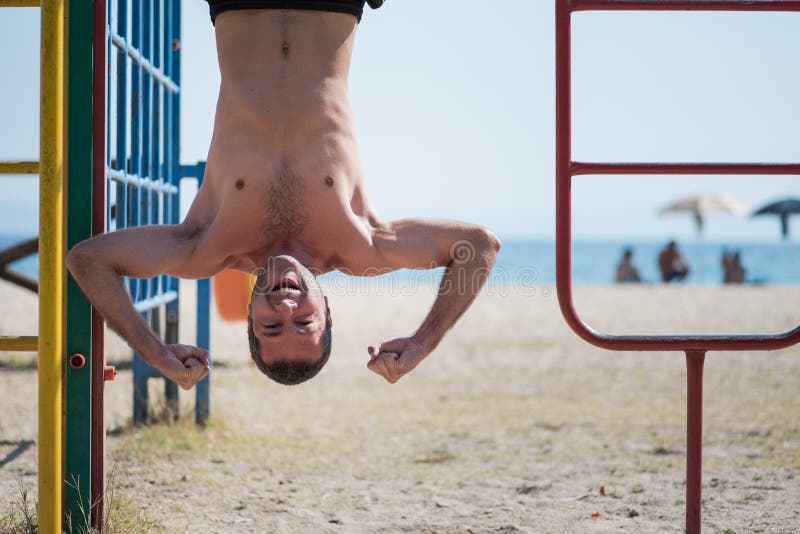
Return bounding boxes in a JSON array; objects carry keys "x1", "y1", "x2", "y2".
[{"x1": 270, "y1": 278, "x2": 301, "y2": 292}]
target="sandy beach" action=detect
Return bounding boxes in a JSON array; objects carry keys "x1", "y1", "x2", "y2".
[{"x1": 1, "y1": 279, "x2": 799, "y2": 533}]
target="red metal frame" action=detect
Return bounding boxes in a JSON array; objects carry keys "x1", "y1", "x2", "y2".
[
  {"x1": 555, "y1": 1, "x2": 800, "y2": 532},
  {"x1": 91, "y1": 0, "x2": 108, "y2": 529}
]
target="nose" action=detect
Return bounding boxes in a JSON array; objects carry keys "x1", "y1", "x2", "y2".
[{"x1": 275, "y1": 298, "x2": 298, "y2": 316}]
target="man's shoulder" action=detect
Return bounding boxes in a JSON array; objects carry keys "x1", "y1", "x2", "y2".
[{"x1": 331, "y1": 216, "x2": 396, "y2": 277}]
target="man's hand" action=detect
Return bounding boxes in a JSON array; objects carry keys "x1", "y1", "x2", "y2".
[
  {"x1": 154, "y1": 344, "x2": 211, "y2": 390},
  {"x1": 66, "y1": 225, "x2": 225, "y2": 385},
  {"x1": 345, "y1": 220, "x2": 499, "y2": 374},
  {"x1": 366, "y1": 337, "x2": 429, "y2": 384}
]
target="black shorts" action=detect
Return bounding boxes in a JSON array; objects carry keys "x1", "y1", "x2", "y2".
[{"x1": 206, "y1": 0, "x2": 384, "y2": 25}]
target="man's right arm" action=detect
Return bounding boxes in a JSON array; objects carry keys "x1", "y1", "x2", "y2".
[{"x1": 66, "y1": 224, "x2": 223, "y2": 389}]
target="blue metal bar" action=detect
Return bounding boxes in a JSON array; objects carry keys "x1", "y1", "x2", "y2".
[
  {"x1": 170, "y1": 0, "x2": 181, "y2": 307},
  {"x1": 196, "y1": 277, "x2": 211, "y2": 425},
  {"x1": 109, "y1": 32, "x2": 179, "y2": 93},
  {"x1": 107, "y1": 168, "x2": 178, "y2": 194},
  {"x1": 142, "y1": 0, "x2": 153, "y2": 302},
  {"x1": 132, "y1": 351, "x2": 152, "y2": 422},
  {"x1": 131, "y1": 0, "x2": 142, "y2": 301},
  {"x1": 193, "y1": 160, "x2": 210, "y2": 424},
  {"x1": 153, "y1": 0, "x2": 178, "y2": 415},
  {"x1": 115, "y1": 0, "x2": 128, "y2": 238},
  {"x1": 152, "y1": 0, "x2": 163, "y2": 297},
  {"x1": 161, "y1": 0, "x2": 173, "y2": 295},
  {"x1": 132, "y1": 291, "x2": 178, "y2": 315}
]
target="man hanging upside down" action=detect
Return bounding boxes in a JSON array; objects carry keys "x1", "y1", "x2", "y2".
[{"x1": 66, "y1": 0, "x2": 500, "y2": 388}]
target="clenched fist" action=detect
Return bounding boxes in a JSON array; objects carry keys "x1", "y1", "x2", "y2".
[
  {"x1": 155, "y1": 344, "x2": 211, "y2": 390},
  {"x1": 366, "y1": 336, "x2": 429, "y2": 384}
]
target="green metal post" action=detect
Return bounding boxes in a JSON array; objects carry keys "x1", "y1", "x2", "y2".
[{"x1": 64, "y1": 0, "x2": 95, "y2": 528}]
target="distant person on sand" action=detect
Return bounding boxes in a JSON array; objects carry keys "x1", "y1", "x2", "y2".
[
  {"x1": 722, "y1": 250, "x2": 746, "y2": 284},
  {"x1": 615, "y1": 247, "x2": 642, "y2": 283},
  {"x1": 658, "y1": 241, "x2": 690, "y2": 283}
]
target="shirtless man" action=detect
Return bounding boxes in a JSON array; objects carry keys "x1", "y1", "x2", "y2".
[{"x1": 66, "y1": 1, "x2": 500, "y2": 389}]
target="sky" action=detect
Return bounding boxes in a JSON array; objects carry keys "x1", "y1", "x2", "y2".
[{"x1": 0, "y1": 1, "x2": 798, "y2": 241}]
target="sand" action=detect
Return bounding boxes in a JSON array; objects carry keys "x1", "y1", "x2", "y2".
[{"x1": 1, "y1": 279, "x2": 799, "y2": 533}]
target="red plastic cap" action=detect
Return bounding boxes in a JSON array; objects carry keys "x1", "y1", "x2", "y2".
[
  {"x1": 103, "y1": 365, "x2": 116, "y2": 381},
  {"x1": 69, "y1": 353, "x2": 86, "y2": 369}
]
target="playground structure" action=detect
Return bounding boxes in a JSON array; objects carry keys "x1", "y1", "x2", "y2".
[
  {"x1": 0, "y1": 0, "x2": 209, "y2": 531},
  {"x1": 1, "y1": 0, "x2": 799, "y2": 532},
  {"x1": 555, "y1": 1, "x2": 800, "y2": 533}
]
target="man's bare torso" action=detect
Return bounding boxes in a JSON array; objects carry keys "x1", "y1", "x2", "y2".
[
  {"x1": 64, "y1": 4, "x2": 500, "y2": 387},
  {"x1": 185, "y1": 10, "x2": 378, "y2": 275}
]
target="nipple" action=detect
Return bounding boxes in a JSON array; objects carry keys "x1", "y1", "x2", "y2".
[
  {"x1": 235, "y1": 178, "x2": 245, "y2": 191},
  {"x1": 324, "y1": 176, "x2": 335, "y2": 187}
]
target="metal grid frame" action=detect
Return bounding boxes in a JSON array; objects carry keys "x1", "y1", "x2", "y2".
[
  {"x1": 555, "y1": 1, "x2": 800, "y2": 532},
  {"x1": 101, "y1": 0, "x2": 210, "y2": 433}
]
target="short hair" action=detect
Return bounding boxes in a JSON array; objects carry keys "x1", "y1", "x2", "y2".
[{"x1": 247, "y1": 315, "x2": 332, "y2": 385}]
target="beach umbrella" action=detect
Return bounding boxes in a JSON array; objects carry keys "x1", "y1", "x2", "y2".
[
  {"x1": 658, "y1": 194, "x2": 748, "y2": 236},
  {"x1": 751, "y1": 198, "x2": 800, "y2": 240}
]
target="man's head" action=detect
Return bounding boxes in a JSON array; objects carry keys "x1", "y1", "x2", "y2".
[{"x1": 247, "y1": 255, "x2": 332, "y2": 385}]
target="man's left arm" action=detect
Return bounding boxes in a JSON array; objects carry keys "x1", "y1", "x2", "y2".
[{"x1": 355, "y1": 218, "x2": 501, "y2": 383}]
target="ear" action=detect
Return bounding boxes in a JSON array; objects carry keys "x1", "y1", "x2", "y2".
[{"x1": 324, "y1": 296, "x2": 332, "y2": 327}]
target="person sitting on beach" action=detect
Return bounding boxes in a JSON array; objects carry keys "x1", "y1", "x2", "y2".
[
  {"x1": 658, "y1": 241, "x2": 690, "y2": 283},
  {"x1": 722, "y1": 250, "x2": 746, "y2": 284},
  {"x1": 615, "y1": 247, "x2": 642, "y2": 283},
  {"x1": 66, "y1": 1, "x2": 500, "y2": 389}
]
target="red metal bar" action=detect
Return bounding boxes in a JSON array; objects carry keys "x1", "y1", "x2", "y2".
[
  {"x1": 556, "y1": 0, "x2": 574, "y2": 353},
  {"x1": 571, "y1": 0, "x2": 800, "y2": 12},
  {"x1": 685, "y1": 351, "x2": 705, "y2": 534},
  {"x1": 555, "y1": 1, "x2": 800, "y2": 532},
  {"x1": 556, "y1": 324, "x2": 800, "y2": 351},
  {"x1": 555, "y1": 0, "x2": 800, "y2": 351},
  {"x1": 571, "y1": 161, "x2": 800, "y2": 175},
  {"x1": 91, "y1": 0, "x2": 108, "y2": 529}
]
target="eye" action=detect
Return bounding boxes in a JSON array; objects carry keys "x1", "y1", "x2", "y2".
[{"x1": 263, "y1": 323, "x2": 281, "y2": 329}]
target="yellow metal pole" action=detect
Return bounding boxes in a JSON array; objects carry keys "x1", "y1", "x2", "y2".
[
  {"x1": 0, "y1": 336, "x2": 38, "y2": 351},
  {"x1": 0, "y1": 161, "x2": 39, "y2": 174},
  {"x1": 39, "y1": 0, "x2": 64, "y2": 531}
]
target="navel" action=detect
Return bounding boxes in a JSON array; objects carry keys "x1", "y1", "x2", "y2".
[
  {"x1": 281, "y1": 41, "x2": 290, "y2": 59},
  {"x1": 235, "y1": 178, "x2": 245, "y2": 191}
]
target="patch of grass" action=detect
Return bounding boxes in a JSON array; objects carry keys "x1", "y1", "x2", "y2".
[
  {"x1": 415, "y1": 447, "x2": 456, "y2": 465},
  {"x1": 709, "y1": 478, "x2": 728, "y2": 489},
  {"x1": 117, "y1": 419, "x2": 212, "y2": 463},
  {"x1": 0, "y1": 466, "x2": 168, "y2": 534},
  {"x1": 630, "y1": 484, "x2": 645, "y2": 494},
  {"x1": 0, "y1": 481, "x2": 37, "y2": 534},
  {"x1": 64, "y1": 475, "x2": 94, "y2": 534},
  {"x1": 105, "y1": 499, "x2": 167, "y2": 533},
  {"x1": 534, "y1": 422, "x2": 563, "y2": 432},
  {"x1": 516, "y1": 483, "x2": 551, "y2": 495}
]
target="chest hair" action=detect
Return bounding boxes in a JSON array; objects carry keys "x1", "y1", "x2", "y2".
[{"x1": 265, "y1": 160, "x2": 308, "y2": 238}]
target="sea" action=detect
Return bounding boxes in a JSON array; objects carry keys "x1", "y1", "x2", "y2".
[{"x1": 2, "y1": 234, "x2": 798, "y2": 287}]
